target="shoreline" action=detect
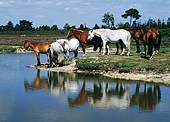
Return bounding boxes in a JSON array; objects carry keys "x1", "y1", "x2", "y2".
[
  {"x1": 28, "y1": 60, "x2": 170, "y2": 85},
  {"x1": 2, "y1": 46, "x2": 170, "y2": 85}
]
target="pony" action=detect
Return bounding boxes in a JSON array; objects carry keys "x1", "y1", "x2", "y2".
[
  {"x1": 66, "y1": 28, "x2": 89, "y2": 55},
  {"x1": 23, "y1": 40, "x2": 52, "y2": 66},
  {"x1": 56, "y1": 38, "x2": 80, "y2": 58},
  {"x1": 143, "y1": 28, "x2": 161, "y2": 59},
  {"x1": 88, "y1": 29, "x2": 131, "y2": 56},
  {"x1": 126, "y1": 27, "x2": 161, "y2": 59},
  {"x1": 91, "y1": 35, "x2": 123, "y2": 55},
  {"x1": 48, "y1": 41, "x2": 65, "y2": 67},
  {"x1": 125, "y1": 28, "x2": 146, "y2": 53}
]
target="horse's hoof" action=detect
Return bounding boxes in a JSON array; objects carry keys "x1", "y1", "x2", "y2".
[{"x1": 149, "y1": 56, "x2": 153, "y2": 60}]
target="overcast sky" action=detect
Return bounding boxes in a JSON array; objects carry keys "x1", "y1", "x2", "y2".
[{"x1": 0, "y1": 0, "x2": 170, "y2": 28}]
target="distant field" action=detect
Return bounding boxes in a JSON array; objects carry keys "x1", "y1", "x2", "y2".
[
  {"x1": 0, "y1": 30, "x2": 68, "y2": 45},
  {"x1": 0, "y1": 29, "x2": 169, "y2": 46}
]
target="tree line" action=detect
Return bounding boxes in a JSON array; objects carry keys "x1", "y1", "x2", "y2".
[{"x1": 1, "y1": 8, "x2": 170, "y2": 31}]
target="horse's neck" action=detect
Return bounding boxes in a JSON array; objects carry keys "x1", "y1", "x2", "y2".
[{"x1": 28, "y1": 43, "x2": 36, "y2": 50}]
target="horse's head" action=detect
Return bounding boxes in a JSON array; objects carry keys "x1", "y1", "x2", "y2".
[
  {"x1": 88, "y1": 30, "x2": 95, "y2": 41},
  {"x1": 92, "y1": 36, "x2": 103, "y2": 51},
  {"x1": 23, "y1": 40, "x2": 31, "y2": 50}
]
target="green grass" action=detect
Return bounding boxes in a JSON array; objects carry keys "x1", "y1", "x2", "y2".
[
  {"x1": 0, "y1": 45, "x2": 16, "y2": 53},
  {"x1": 76, "y1": 46, "x2": 170, "y2": 73}
]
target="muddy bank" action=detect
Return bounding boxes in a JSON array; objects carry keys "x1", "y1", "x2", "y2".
[{"x1": 29, "y1": 59, "x2": 170, "y2": 85}]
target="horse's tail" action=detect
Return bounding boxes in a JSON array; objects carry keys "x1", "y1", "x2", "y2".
[{"x1": 157, "y1": 30, "x2": 161, "y2": 51}]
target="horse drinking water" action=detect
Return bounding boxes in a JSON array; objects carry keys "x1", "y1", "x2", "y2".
[
  {"x1": 24, "y1": 40, "x2": 52, "y2": 66},
  {"x1": 88, "y1": 29, "x2": 131, "y2": 56},
  {"x1": 56, "y1": 38, "x2": 80, "y2": 58}
]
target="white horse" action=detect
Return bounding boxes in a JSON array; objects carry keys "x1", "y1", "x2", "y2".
[
  {"x1": 49, "y1": 41, "x2": 64, "y2": 67},
  {"x1": 88, "y1": 29, "x2": 131, "y2": 56},
  {"x1": 56, "y1": 38, "x2": 80, "y2": 58}
]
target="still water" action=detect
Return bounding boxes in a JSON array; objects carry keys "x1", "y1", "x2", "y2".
[{"x1": 0, "y1": 53, "x2": 170, "y2": 122}]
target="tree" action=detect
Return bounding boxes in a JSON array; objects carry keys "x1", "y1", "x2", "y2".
[
  {"x1": 167, "y1": 17, "x2": 170, "y2": 28},
  {"x1": 6, "y1": 21, "x2": 14, "y2": 31},
  {"x1": 157, "y1": 19, "x2": 162, "y2": 28},
  {"x1": 79, "y1": 24, "x2": 84, "y2": 30},
  {"x1": 93, "y1": 24, "x2": 100, "y2": 29},
  {"x1": 51, "y1": 25, "x2": 58, "y2": 31},
  {"x1": 102, "y1": 12, "x2": 115, "y2": 28},
  {"x1": 19, "y1": 20, "x2": 32, "y2": 31},
  {"x1": 122, "y1": 8, "x2": 141, "y2": 26},
  {"x1": 63, "y1": 23, "x2": 71, "y2": 30}
]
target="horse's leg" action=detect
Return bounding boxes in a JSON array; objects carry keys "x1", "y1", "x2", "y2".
[
  {"x1": 126, "y1": 47, "x2": 130, "y2": 56},
  {"x1": 106, "y1": 44, "x2": 110, "y2": 55},
  {"x1": 66, "y1": 50, "x2": 69, "y2": 58},
  {"x1": 120, "y1": 48, "x2": 125, "y2": 56},
  {"x1": 102, "y1": 41, "x2": 106, "y2": 55},
  {"x1": 136, "y1": 40, "x2": 141, "y2": 53},
  {"x1": 80, "y1": 43, "x2": 86, "y2": 56},
  {"x1": 116, "y1": 43, "x2": 119, "y2": 55},
  {"x1": 74, "y1": 49, "x2": 78, "y2": 57},
  {"x1": 35, "y1": 52, "x2": 41, "y2": 66},
  {"x1": 144, "y1": 44, "x2": 147, "y2": 58}
]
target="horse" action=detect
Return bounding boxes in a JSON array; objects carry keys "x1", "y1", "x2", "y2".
[
  {"x1": 125, "y1": 28, "x2": 146, "y2": 53},
  {"x1": 56, "y1": 38, "x2": 80, "y2": 58},
  {"x1": 126, "y1": 27, "x2": 161, "y2": 59},
  {"x1": 48, "y1": 41, "x2": 65, "y2": 67},
  {"x1": 23, "y1": 40, "x2": 52, "y2": 66},
  {"x1": 91, "y1": 35, "x2": 123, "y2": 55},
  {"x1": 88, "y1": 29, "x2": 131, "y2": 56},
  {"x1": 143, "y1": 28, "x2": 161, "y2": 59},
  {"x1": 66, "y1": 28, "x2": 89, "y2": 55}
]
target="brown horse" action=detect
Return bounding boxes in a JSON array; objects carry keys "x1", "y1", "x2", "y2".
[
  {"x1": 126, "y1": 27, "x2": 161, "y2": 59},
  {"x1": 66, "y1": 28, "x2": 89, "y2": 55},
  {"x1": 143, "y1": 28, "x2": 161, "y2": 59},
  {"x1": 24, "y1": 40, "x2": 52, "y2": 65},
  {"x1": 125, "y1": 28, "x2": 146, "y2": 53}
]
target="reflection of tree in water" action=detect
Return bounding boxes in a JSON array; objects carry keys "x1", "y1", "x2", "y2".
[
  {"x1": 130, "y1": 82, "x2": 161, "y2": 111},
  {"x1": 24, "y1": 69, "x2": 49, "y2": 91}
]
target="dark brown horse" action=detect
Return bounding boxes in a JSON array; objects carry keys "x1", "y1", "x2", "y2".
[
  {"x1": 126, "y1": 27, "x2": 161, "y2": 59},
  {"x1": 143, "y1": 28, "x2": 161, "y2": 59},
  {"x1": 125, "y1": 28, "x2": 146, "y2": 53},
  {"x1": 24, "y1": 40, "x2": 52, "y2": 65},
  {"x1": 66, "y1": 28, "x2": 89, "y2": 55}
]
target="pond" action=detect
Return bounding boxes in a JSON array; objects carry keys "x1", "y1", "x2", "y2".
[{"x1": 0, "y1": 53, "x2": 170, "y2": 122}]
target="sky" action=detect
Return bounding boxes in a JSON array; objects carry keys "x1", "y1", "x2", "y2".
[{"x1": 0, "y1": 0, "x2": 170, "y2": 28}]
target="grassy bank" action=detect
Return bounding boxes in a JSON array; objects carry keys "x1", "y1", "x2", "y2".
[
  {"x1": 0, "y1": 45, "x2": 17, "y2": 53},
  {"x1": 76, "y1": 46, "x2": 170, "y2": 74}
]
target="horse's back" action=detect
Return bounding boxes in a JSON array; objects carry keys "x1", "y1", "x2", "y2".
[
  {"x1": 51, "y1": 41, "x2": 63, "y2": 53},
  {"x1": 68, "y1": 38, "x2": 80, "y2": 51}
]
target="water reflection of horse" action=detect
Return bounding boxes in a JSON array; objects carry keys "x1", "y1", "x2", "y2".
[
  {"x1": 126, "y1": 28, "x2": 161, "y2": 59},
  {"x1": 68, "y1": 81, "x2": 131, "y2": 109},
  {"x1": 130, "y1": 82, "x2": 161, "y2": 111},
  {"x1": 24, "y1": 69, "x2": 49, "y2": 91},
  {"x1": 66, "y1": 28, "x2": 89, "y2": 55},
  {"x1": 48, "y1": 72, "x2": 78, "y2": 96},
  {"x1": 68, "y1": 81, "x2": 161, "y2": 111},
  {"x1": 24, "y1": 40, "x2": 52, "y2": 65}
]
